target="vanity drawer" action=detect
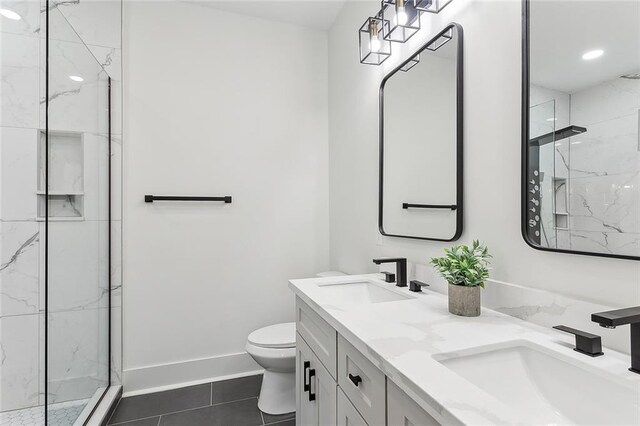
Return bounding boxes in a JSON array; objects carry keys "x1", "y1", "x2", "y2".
[
  {"x1": 337, "y1": 387, "x2": 368, "y2": 426},
  {"x1": 296, "y1": 297, "x2": 337, "y2": 379},
  {"x1": 387, "y1": 380, "x2": 441, "y2": 426},
  {"x1": 337, "y1": 335, "x2": 385, "y2": 426}
]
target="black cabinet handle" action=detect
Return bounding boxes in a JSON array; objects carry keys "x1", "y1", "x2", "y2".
[
  {"x1": 348, "y1": 373, "x2": 362, "y2": 387},
  {"x1": 303, "y1": 361, "x2": 310, "y2": 392},
  {"x1": 308, "y1": 369, "x2": 316, "y2": 401}
]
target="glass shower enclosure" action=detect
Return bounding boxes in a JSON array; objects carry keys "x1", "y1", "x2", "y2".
[{"x1": 1, "y1": 1, "x2": 120, "y2": 424}]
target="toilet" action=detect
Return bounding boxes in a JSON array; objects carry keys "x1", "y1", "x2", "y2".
[{"x1": 246, "y1": 322, "x2": 296, "y2": 415}]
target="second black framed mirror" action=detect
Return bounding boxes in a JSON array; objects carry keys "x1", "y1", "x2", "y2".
[{"x1": 522, "y1": 0, "x2": 640, "y2": 260}]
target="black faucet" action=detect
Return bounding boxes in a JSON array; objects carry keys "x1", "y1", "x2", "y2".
[
  {"x1": 373, "y1": 258, "x2": 407, "y2": 287},
  {"x1": 553, "y1": 325, "x2": 603, "y2": 357},
  {"x1": 591, "y1": 306, "x2": 640, "y2": 374}
]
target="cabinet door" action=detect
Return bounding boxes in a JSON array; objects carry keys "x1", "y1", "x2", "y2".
[
  {"x1": 387, "y1": 380, "x2": 441, "y2": 426},
  {"x1": 337, "y1": 388, "x2": 368, "y2": 426},
  {"x1": 297, "y1": 333, "x2": 337, "y2": 426}
]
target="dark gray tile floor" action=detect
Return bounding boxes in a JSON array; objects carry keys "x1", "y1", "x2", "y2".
[{"x1": 107, "y1": 374, "x2": 295, "y2": 426}]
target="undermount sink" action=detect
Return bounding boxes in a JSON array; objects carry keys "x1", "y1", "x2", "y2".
[
  {"x1": 435, "y1": 341, "x2": 640, "y2": 425},
  {"x1": 316, "y1": 281, "x2": 411, "y2": 304}
]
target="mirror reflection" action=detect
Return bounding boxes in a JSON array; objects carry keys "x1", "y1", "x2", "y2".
[
  {"x1": 526, "y1": 0, "x2": 640, "y2": 258},
  {"x1": 380, "y1": 25, "x2": 462, "y2": 241}
]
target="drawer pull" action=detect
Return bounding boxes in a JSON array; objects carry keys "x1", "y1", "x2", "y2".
[
  {"x1": 303, "y1": 361, "x2": 311, "y2": 392},
  {"x1": 348, "y1": 373, "x2": 362, "y2": 387},
  {"x1": 308, "y1": 369, "x2": 316, "y2": 401}
]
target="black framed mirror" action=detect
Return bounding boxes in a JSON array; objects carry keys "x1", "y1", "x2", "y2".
[
  {"x1": 379, "y1": 23, "x2": 463, "y2": 241},
  {"x1": 522, "y1": 0, "x2": 640, "y2": 260}
]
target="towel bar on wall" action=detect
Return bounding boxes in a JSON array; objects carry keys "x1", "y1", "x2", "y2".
[
  {"x1": 402, "y1": 203, "x2": 457, "y2": 210},
  {"x1": 144, "y1": 195, "x2": 232, "y2": 203}
]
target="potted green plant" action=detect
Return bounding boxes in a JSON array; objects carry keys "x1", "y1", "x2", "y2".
[{"x1": 430, "y1": 240, "x2": 491, "y2": 317}]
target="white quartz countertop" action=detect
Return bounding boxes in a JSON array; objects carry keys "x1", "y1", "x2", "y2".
[{"x1": 289, "y1": 274, "x2": 640, "y2": 425}]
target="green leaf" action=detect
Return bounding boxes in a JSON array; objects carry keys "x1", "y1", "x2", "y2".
[{"x1": 430, "y1": 241, "x2": 491, "y2": 287}]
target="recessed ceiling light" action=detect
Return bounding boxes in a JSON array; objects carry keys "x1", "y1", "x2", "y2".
[
  {"x1": 571, "y1": 141, "x2": 582, "y2": 145},
  {"x1": 0, "y1": 8, "x2": 21, "y2": 20},
  {"x1": 582, "y1": 49, "x2": 604, "y2": 60},
  {"x1": 546, "y1": 118, "x2": 557, "y2": 122},
  {"x1": 68, "y1": 75, "x2": 84, "y2": 82}
]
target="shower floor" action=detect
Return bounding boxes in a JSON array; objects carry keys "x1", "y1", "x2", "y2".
[{"x1": 0, "y1": 399, "x2": 88, "y2": 426}]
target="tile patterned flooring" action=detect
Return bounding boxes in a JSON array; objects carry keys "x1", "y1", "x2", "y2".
[
  {"x1": 0, "y1": 399, "x2": 89, "y2": 426},
  {"x1": 107, "y1": 375, "x2": 295, "y2": 426}
]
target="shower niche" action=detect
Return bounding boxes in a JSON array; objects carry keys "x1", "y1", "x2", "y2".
[{"x1": 37, "y1": 131, "x2": 85, "y2": 221}]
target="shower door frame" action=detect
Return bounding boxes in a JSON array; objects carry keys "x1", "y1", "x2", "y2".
[{"x1": 44, "y1": 3, "x2": 113, "y2": 423}]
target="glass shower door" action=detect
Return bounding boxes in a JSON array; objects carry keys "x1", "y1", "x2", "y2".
[{"x1": 45, "y1": 6, "x2": 110, "y2": 424}]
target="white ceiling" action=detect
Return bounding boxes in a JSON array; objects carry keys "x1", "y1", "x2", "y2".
[
  {"x1": 530, "y1": 0, "x2": 640, "y2": 94},
  {"x1": 187, "y1": 0, "x2": 348, "y2": 30}
]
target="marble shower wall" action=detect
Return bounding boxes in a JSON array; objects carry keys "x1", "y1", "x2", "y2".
[
  {"x1": 568, "y1": 77, "x2": 640, "y2": 256},
  {"x1": 529, "y1": 79, "x2": 640, "y2": 257},
  {"x1": 0, "y1": 0, "x2": 122, "y2": 413},
  {"x1": 1, "y1": 0, "x2": 45, "y2": 412}
]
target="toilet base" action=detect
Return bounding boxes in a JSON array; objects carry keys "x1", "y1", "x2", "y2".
[{"x1": 257, "y1": 370, "x2": 296, "y2": 415}]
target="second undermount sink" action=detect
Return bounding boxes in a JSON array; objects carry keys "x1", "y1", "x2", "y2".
[
  {"x1": 435, "y1": 341, "x2": 640, "y2": 425},
  {"x1": 316, "y1": 281, "x2": 411, "y2": 304}
]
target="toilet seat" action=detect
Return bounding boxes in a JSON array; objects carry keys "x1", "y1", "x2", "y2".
[{"x1": 248, "y1": 322, "x2": 296, "y2": 349}]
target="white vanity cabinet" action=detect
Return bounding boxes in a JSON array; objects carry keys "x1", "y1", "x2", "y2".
[
  {"x1": 295, "y1": 298, "x2": 442, "y2": 426},
  {"x1": 297, "y1": 335, "x2": 337, "y2": 426},
  {"x1": 387, "y1": 381, "x2": 441, "y2": 426}
]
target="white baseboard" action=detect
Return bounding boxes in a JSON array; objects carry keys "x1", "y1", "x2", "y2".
[{"x1": 122, "y1": 351, "x2": 263, "y2": 396}]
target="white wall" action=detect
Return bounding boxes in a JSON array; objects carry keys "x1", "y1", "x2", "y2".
[
  {"x1": 328, "y1": 0, "x2": 639, "y2": 313},
  {"x1": 122, "y1": 1, "x2": 329, "y2": 391}
]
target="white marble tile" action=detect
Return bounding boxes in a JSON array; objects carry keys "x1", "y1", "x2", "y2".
[
  {"x1": 47, "y1": 308, "x2": 109, "y2": 404},
  {"x1": 0, "y1": 127, "x2": 38, "y2": 221},
  {"x1": 569, "y1": 113, "x2": 640, "y2": 178},
  {"x1": 82, "y1": 132, "x2": 110, "y2": 221},
  {"x1": 46, "y1": 36, "x2": 110, "y2": 134},
  {"x1": 569, "y1": 172, "x2": 639, "y2": 234},
  {"x1": 571, "y1": 77, "x2": 640, "y2": 126},
  {"x1": 110, "y1": 220, "x2": 121, "y2": 301},
  {"x1": 52, "y1": 0, "x2": 121, "y2": 50},
  {"x1": 0, "y1": 313, "x2": 40, "y2": 411},
  {"x1": 0, "y1": 0, "x2": 42, "y2": 37},
  {"x1": 47, "y1": 221, "x2": 109, "y2": 313},
  {"x1": 0, "y1": 33, "x2": 40, "y2": 129},
  {"x1": 110, "y1": 136, "x2": 121, "y2": 221},
  {"x1": 569, "y1": 230, "x2": 640, "y2": 257},
  {"x1": 87, "y1": 45, "x2": 121, "y2": 81},
  {"x1": 0, "y1": 222, "x2": 39, "y2": 317}
]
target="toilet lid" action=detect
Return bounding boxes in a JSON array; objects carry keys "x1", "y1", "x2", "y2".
[{"x1": 248, "y1": 322, "x2": 296, "y2": 349}]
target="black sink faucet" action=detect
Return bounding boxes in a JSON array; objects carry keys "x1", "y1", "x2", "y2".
[
  {"x1": 591, "y1": 306, "x2": 640, "y2": 374},
  {"x1": 373, "y1": 258, "x2": 407, "y2": 287}
]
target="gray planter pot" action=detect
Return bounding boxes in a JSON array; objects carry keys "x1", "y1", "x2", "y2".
[{"x1": 448, "y1": 284, "x2": 481, "y2": 317}]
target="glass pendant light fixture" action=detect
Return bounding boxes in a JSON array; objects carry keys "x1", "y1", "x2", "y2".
[
  {"x1": 413, "y1": 0, "x2": 453, "y2": 13},
  {"x1": 382, "y1": 0, "x2": 420, "y2": 43},
  {"x1": 359, "y1": 14, "x2": 392, "y2": 65}
]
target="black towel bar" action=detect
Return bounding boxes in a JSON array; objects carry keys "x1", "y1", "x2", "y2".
[
  {"x1": 144, "y1": 195, "x2": 232, "y2": 203},
  {"x1": 402, "y1": 203, "x2": 457, "y2": 210}
]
